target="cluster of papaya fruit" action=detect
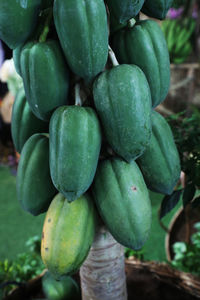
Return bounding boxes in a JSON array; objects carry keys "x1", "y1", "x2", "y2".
[{"x1": 0, "y1": 0, "x2": 180, "y2": 280}]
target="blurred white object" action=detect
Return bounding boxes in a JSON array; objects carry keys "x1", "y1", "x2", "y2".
[
  {"x1": 0, "y1": 58, "x2": 23, "y2": 96},
  {"x1": 0, "y1": 41, "x2": 4, "y2": 67}
]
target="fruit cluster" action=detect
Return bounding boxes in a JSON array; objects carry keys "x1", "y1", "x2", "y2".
[{"x1": 0, "y1": 0, "x2": 180, "y2": 279}]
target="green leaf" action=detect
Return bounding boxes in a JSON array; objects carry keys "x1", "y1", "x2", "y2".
[
  {"x1": 182, "y1": 182, "x2": 196, "y2": 207},
  {"x1": 160, "y1": 189, "x2": 183, "y2": 219}
]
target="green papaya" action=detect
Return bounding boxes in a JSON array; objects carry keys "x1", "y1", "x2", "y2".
[
  {"x1": 42, "y1": 271, "x2": 80, "y2": 300},
  {"x1": 105, "y1": 0, "x2": 144, "y2": 32},
  {"x1": 53, "y1": 0, "x2": 108, "y2": 81},
  {"x1": 49, "y1": 106, "x2": 101, "y2": 202},
  {"x1": 111, "y1": 20, "x2": 170, "y2": 108},
  {"x1": 17, "y1": 134, "x2": 57, "y2": 216},
  {"x1": 92, "y1": 158, "x2": 152, "y2": 250},
  {"x1": 20, "y1": 40, "x2": 69, "y2": 121},
  {"x1": 41, "y1": 193, "x2": 96, "y2": 279},
  {"x1": 141, "y1": 0, "x2": 173, "y2": 20},
  {"x1": 0, "y1": 0, "x2": 42, "y2": 49},
  {"x1": 93, "y1": 64, "x2": 152, "y2": 162},
  {"x1": 137, "y1": 111, "x2": 181, "y2": 195},
  {"x1": 11, "y1": 88, "x2": 48, "y2": 153}
]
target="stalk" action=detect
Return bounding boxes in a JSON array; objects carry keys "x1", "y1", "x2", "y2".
[{"x1": 80, "y1": 226, "x2": 127, "y2": 300}]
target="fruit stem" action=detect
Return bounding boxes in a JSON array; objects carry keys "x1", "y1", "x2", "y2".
[
  {"x1": 75, "y1": 83, "x2": 83, "y2": 106},
  {"x1": 128, "y1": 18, "x2": 136, "y2": 28},
  {"x1": 39, "y1": 8, "x2": 53, "y2": 43},
  {"x1": 108, "y1": 46, "x2": 119, "y2": 67}
]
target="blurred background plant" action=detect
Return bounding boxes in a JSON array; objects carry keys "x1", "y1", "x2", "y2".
[
  {"x1": 0, "y1": 236, "x2": 44, "y2": 298},
  {"x1": 161, "y1": 0, "x2": 200, "y2": 64}
]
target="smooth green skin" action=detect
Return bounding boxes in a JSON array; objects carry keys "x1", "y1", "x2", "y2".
[
  {"x1": 111, "y1": 20, "x2": 170, "y2": 108},
  {"x1": 53, "y1": 0, "x2": 108, "y2": 81},
  {"x1": 93, "y1": 64, "x2": 152, "y2": 162},
  {"x1": 20, "y1": 40, "x2": 69, "y2": 121},
  {"x1": 41, "y1": 193, "x2": 96, "y2": 279},
  {"x1": 137, "y1": 110, "x2": 181, "y2": 195},
  {"x1": 42, "y1": 271, "x2": 80, "y2": 300},
  {"x1": 11, "y1": 88, "x2": 48, "y2": 153},
  {"x1": 105, "y1": 0, "x2": 144, "y2": 24},
  {"x1": 17, "y1": 134, "x2": 57, "y2": 216},
  {"x1": 0, "y1": 0, "x2": 41, "y2": 49},
  {"x1": 13, "y1": 45, "x2": 24, "y2": 76},
  {"x1": 49, "y1": 106, "x2": 101, "y2": 202},
  {"x1": 142, "y1": 0, "x2": 173, "y2": 20},
  {"x1": 92, "y1": 158, "x2": 152, "y2": 250}
]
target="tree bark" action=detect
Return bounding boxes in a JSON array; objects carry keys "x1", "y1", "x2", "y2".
[{"x1": 80, "y1": 226, "x2": 127, "y2": 300}]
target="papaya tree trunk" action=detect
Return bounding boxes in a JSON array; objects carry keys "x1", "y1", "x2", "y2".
[{"x1": 80, "y1": 226, "x2": 127, "y2": 300}]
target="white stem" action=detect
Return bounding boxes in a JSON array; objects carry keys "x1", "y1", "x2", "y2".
[
  {"x1": 80, "y1": 226, "x2": 127, "y2": 300},
  {"x1": 108, "y1": 46, "x2": 119, "y2": 67},
  {"x1": 75, "y1": 83, "x2": 82, "y2": 106}
]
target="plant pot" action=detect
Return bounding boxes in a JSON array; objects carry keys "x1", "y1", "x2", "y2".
[{"x1": 4, "y1": 260, "x2": 200, "y2": 300}]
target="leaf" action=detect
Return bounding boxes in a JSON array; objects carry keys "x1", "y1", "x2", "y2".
[
  {"x1": 192, "y1": 196, "x2": 200, "y2": 208},
  {"x1": 160, "y1": 189, "x2": 183, "y2": 219},
  {"x1": 182, "y1": 182, "x2": 196, "y2": 207}
]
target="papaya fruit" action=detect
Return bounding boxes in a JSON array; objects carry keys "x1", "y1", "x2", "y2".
[
  {"x1": 53, "y1": 0, "x2": 108, "y2": 81},
  {"x1": 92, "y1": 158, "x2": 152, "y2": 250},
  {"x1": 20, "y1": 40, "x2": 69, "y2": 121},
  {"x1": 105, "y1": 0, "x2": 144, "y2": 33},
  {"x1": 17, "y1": 134, "x2": 57, "y2": 216},
  {"x1": 41, "y1": 193, "x2": 96, "y2": 279},
  {"x1": 11, "y1": 88, "x2": 48, "y2": 153},
  {"x1": 137, "y1": 110, "x2": 181, "y2": 195},
  {"x1": 142, "y1": 0, "x2": 173, "y2": 20},
  {"x1": 49, "y1": 106, "x2": 101, "y2": 202},
  {"x1": 42, "y1": 271, "x2": 80, "y2": 300},
  {"x1": 111, "y1": 20, "x2": 170, "y2": 108},
  {"x1": 0, "y1": 0, "x2": 42, "y2": 49},
  {"x1": 93, "y1": 64, "x2": 152, "y2": 161}
]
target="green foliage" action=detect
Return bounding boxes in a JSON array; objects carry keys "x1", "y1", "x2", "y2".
[
  {"x1": 167, "y1": 108, "x2": 200, "y2": 187},
  {"x1": 124, "y1": 248, "x2": 144, "y2": 261},
  {"x1": 171, "y1": 222, "x2": 200, "y2": 276},
  {"x1": 0, "y1": 236, "x2": 44, "y2": 297}
]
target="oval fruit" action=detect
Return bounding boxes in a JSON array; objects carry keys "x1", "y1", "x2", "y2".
[
  {"x1": 93, "y1": 64, "x2": 152, "y2": 161},
  {"x1": 20, "y1": 40, "x2": 69, "y2": 121},
  {"x1": 41, "y1": 193, "x2": 96, "y2": 278},
  {"x1": 11, "y1": 88, "x2": 48, "y2": 153},
  {"x1": 17, "y1": 134, "x2": 57, "y2": 215},
  {"x1": 49, "y1": 106, "x2": 101, "y2": 202},
  {"x1": 0, "y1": 0, "x2": 41, "y2": 49},
  {"x1": 53, "y1": 0, "x2": 108, "y2": 81},
  {"x1": 137, "y1": 110, "x2": 181, "y2": 195},
  {"x1": 111, "y1": 20, "x2": 170, "y2": 108},
  {"x1": 92, "y1": 158, "x2": 152, "y2": 250}
]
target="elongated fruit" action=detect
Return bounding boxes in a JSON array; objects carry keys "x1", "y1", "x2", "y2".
[
  {"x1": 137, "y1": 111, "x2": 181, "y2": 195},
  {"x1": 0, "y1": 0, "x2": 41, "y2": 49},
  {"x1": 111, "y1": 20, "x2": 170, "y2": 108},
  {"x1": 41, "y1": 193, "x2": 96, "y2": 279},
  {"x1": 49, "y1": 106, "x2": 101, "y2": 202},
  {"x1": 53, "y1": 0, "x2": 108, "y2": 81},
  {"x1": 93, "y1": 64, "x2": 152, "y2": 161},
  {"x1": 17, "y1": 134, "x2": 57, "y2": 216},
  {"x1": 92, "y1": 158, "x2": 152, "y2": 250},
  {"x1": 20, "y1": 40, "x2": 69, "y2": 121},
  {"x1": 141, "y1": 0, "x2": 173, "y2": 20},
  {"x1": 11, "y1": 88, "x2": 48, "y2": 153}
]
